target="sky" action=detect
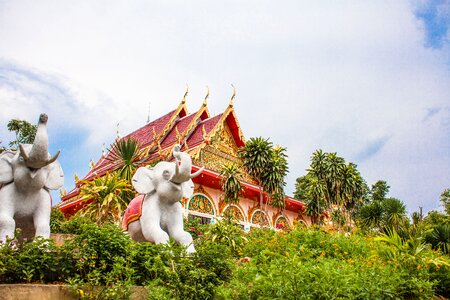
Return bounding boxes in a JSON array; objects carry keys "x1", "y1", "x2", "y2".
[{"x1": 0, "y1": 1, "x2": 449, "y2": 215}]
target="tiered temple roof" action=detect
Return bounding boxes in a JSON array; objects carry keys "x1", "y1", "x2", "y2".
[{"x1": 57, "y1": 96, "x2": 304, "y2": 217}]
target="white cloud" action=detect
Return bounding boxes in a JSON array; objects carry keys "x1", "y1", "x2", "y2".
[{"x1": 0, "y1": 1, "x2": 449, "y2": 213}]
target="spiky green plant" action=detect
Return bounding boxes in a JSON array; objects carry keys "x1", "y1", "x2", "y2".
[
  {"x1": 107, "y1": 137, "x2": 142, "y2": 183},
  {"x1": 220, "y1": 163, "x2": 243, "y2": 204},
  {"x1": 78, "y1": 172, "x2": 133, "y2": 225}
]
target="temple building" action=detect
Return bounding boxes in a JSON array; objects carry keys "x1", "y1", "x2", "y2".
[{"x1": 57, "y1": 93, "x2": 308, "y2": 229}]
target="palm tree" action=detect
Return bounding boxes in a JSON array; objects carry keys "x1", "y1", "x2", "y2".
[
  {"x1": 262, "y1": 145, "x2": 289, "y2": 209},
  {"x1": 426, "y1": 224, "x2": 450, "y2": 254},
  {"x1": 78, "y1": 172, "x2": 133, "y2": 225},
  {"x1": 239, "y1": 137, "x2": 273, "y2": 211},
  {"x1": 107, "y1": 137, "x2": 142, "y2": 183},
  {"x1": 325, "y1": 152, "x2": 345, "y2": 207},
  {"x1": 382, "y1": 197, "x2": 408, "y2": 232},
  {"x1": 440, "y1": 188, "x2": 450, "y2": 215},
  {"x1": 295, "y1": 174, "x2": 327, "y2": 225},
  {"x1": 220, "y1": 162, "x2": 243, "y2": 204},
  {"x1": 371, "y1": 180, "x2": 390, "y2": 202},
  {"x1": 357, "y1": 201, "x2": 383, "y2": 231},
  {"x1": 341, "y1": 163, "x2": 368, "y2": 226},
  {"x1": 309, "y1": 149, "x2": 327, "y2": 180}
]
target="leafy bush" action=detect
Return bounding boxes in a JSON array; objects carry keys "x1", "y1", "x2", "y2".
[
  {"x1": 50, "y1": 211, "x2": 96, "y2": 234},
  {"x1": 2, "y1": 219, "x2": 450, "y2": 299}
]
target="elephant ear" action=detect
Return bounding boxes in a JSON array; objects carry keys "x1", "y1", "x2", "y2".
[
  {"x1": 45, "y1": 160, "x2": 64, "y2": 190},
  {"x1": 0, "y1": 151, "x2": 15, "y2": 184},
  {"x1": 181, "y1": 179, "x2": 195, "y2": 199},
  {"x1": 132, "y1": 167, "x2": 154, "y2": 194}
]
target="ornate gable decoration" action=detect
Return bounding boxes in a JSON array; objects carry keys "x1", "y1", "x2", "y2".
[
  {"x1": 198, "y1": 123, "x2": 240, "y2": 172},
  {"x1": 196, "y1": 122, "x2": 255, "y2": 184}
]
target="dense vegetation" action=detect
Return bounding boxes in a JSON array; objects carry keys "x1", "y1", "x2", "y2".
[{"x1": 1, "y1": 214, "x2": 449, "y2": 300}]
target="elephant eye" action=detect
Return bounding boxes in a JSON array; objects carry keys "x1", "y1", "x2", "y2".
[{"x1": 163, "y1": 170, "x2": 170, "y2": 180}]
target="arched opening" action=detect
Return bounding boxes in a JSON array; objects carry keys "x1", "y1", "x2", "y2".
[
  {"x1": 250, "y1": 210, "x2": 270, "y2": 227},
  {"x1": 187, "y1": 194, "x2": 215, "y2": 224},
  {"x1": 222, "y1": 205, "x2": 245, "y2": 223},
  {"x1": 275, "y1": 215, "x2": 291, "y2": 230}
]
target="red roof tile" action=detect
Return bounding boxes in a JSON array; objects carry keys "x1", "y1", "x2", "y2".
[
  {"x1": 82, "y1": 110, "x2": 176, "y2": 181},
  {"x1": 186, "y1": 114, "x2": 223, "y2": 147},
  {"x1": 125, "y1": 110, "x2": 175, "y2": 147},
  {"x1": 160, "y1": 113, "x2": 197, "y2": 149}
]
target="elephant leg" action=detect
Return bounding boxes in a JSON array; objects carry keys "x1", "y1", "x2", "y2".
[
  {"x1": 127, "y1": 221, "x2": 147, "y2": 242},
  {"x1": 167, "y1": 215, "x2": 195, "y2": 253},
  {"x1": 140, "y1": 199, "x2": 170, "y2": 244},
  {"x1": 141, "y1": 222, "x2": 170, "y2": 244},
  {"x1": 140, "y1": 217, "x2": 169, "y2": 244},
  {"x1": 0, "y1": 213, "x2": 15, "y2": 243},
  {"x1": 33, "y1": 192, "x2": 51, "y2": 239}
]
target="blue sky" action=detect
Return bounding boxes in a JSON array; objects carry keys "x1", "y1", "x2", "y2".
[{"x1": 0, "y1": 1, "x2": 449, "y2": 214}]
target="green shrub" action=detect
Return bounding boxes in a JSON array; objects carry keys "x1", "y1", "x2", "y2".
[
  {"x1": 0, "y1": 237, "x2": 63, "y2": 283},
  {"x1": 2, "y1": 219, "x2": 449, "y2": 299}
]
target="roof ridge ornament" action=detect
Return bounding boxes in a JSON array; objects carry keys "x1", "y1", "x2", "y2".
[
  {"x1": 229, "y1": 84, "x2": 236, "y2": 107},
  {"x1": 182, "y1": 84, "x2": 189, "y2": 104},
  {"x1": 203, "y1": 86, "x2": 210, "y2": 106}
]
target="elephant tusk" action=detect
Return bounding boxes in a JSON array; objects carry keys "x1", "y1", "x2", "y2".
[
  {"x1": 19, "y1": 144, "x2": 30, "y2": 161},
  {"x1": 174, "y1": 158, "x2": 180, "y2": 177},
  {"x1": 44, "y1": 150, "x2": 60, "y2": 166},
  {"x1": 190, "y1": 166, "x2": 204, "y2": 179}
]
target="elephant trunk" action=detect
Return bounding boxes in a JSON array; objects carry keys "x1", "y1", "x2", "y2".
[
  {"x1": 19, "y1": 113, "x2": 60, "y2": 169},
  {"x1": 169, "y1": 144, "x2": 204, "y2": 184}
]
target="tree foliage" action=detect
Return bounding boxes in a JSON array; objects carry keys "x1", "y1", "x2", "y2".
[
  {"x1": 220, "y1": 163, "x2": 243, "y2": 204},
  {"x1": 441, "y1": 188, "x2": 450, "y2": 216},
  {"x1": 294, "y1": 150, "x2": 367, "y2": 226},
  {"x1": 371, "y1": 180, "x2": 390, "y2": 202},
  {"x1": 106, "y1": 137, "x2": 143, "y2": 183},
  {"x1": 356, "y1": 181, "x2": 409, "y2": 233},
  {"x1": 240, "y1": 137, "x2": 288, "y2": 210},
  {"x1": 6, "y1": 118, "x2": 37, "y2": 148},
  {"x1": 78, "y1": 172, "x2": 134, "y2": 225}
]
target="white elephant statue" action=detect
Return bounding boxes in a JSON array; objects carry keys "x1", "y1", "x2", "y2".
[
  {"x1": 0, "y1": 113, "x2": 64, "y2": 242},
  {"x1": 122, "y1": 145, "x2": 203, "y2": 253}
]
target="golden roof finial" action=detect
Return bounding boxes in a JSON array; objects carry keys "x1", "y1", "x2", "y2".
[
  {"x1": 90, "y1": 160, "x2": 95, "y2": 170},
  {"x1": 74, "y1": 173, "x2": 79, "y2": 183},
  {"x1": 229, "y1": 84, "x2": 236, "y2": 107},
  {"x1": 182, "y1": 84, "x2": 189, "y2": 104},
  {"x1": 203, "y1": 86, "x2": 210, "y2": 106}
]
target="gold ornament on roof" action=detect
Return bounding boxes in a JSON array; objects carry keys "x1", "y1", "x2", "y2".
[
  {"x1": 203, "y1": 86, "x2": 210, "y2": 106},
  {"x1": 229, "y1": 84, "x2": 236, "y2": 107},
  {"x1": 152, "y1": 126, "x2": 157, "y2": 140},
  {"x1": 157, "y1": 140, "x2": 162, "y2": 153},
  {"x1": 182, "y1": 84, "x2": 189, "y2": 103},
  {"x1": 175, "y1": 126, "x2": 181, "y2": 144},
  {"x1": 202, "y1": 124, "x2": 208, "y2": 140}
]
